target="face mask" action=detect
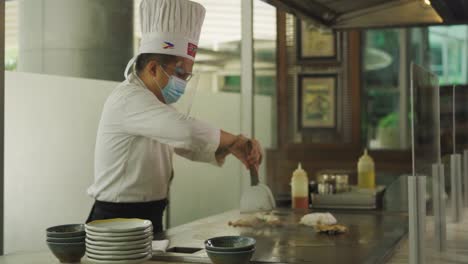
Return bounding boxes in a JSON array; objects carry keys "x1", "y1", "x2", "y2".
[
  {"x1": 156, "y1": 67, "x2": 187, "y2": 104},
  {"x1": 162, "y1": 76, "x2": 187, "y2": 104}
]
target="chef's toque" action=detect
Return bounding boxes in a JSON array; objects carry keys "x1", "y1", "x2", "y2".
[{"x1": 124, "y1": 0, "x2": 205, "y2": 79}]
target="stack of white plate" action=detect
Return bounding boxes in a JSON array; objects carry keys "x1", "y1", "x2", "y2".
[{"x1": 85, "y1": 218, "x2": 153, "y2": 264}]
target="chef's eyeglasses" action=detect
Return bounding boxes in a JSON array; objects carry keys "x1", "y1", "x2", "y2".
[{"x1": 162, "y1": 64, "x2": 194, "y2": 82}]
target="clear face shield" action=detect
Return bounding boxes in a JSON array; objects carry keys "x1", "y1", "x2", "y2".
[{"x1": 172, "y1": 70, "x2": 200, "y2": 118}]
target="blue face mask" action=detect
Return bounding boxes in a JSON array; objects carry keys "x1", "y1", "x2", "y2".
[{"x1": 157, "y1": 67, "x2": 187, "y2": 104}]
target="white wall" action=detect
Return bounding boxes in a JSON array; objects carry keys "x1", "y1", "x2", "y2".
[
  {"x1": 169, "y1": 92, "x2": 241, "y2": 227},
  {"x1": 5, "y1": 71, "x2": 273, "y2": 253},
  {"x1": 5, "y1": 72, "x2": 115, "y2": 253}
]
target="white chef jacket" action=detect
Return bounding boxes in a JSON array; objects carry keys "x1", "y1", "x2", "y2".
[{"x1": 87, "y1": 73, "x2": 221, "y2": 202}]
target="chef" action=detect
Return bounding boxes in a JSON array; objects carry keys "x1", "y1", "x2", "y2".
[{"x1": 86, "y1": 0, "x2": 262, "y2": 236}]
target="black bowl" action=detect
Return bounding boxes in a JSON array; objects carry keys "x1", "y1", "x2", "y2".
[
  {"x1": 47, "y1": 224, "x2": 85, "y2": 238},
  {"x1": 46, "y1": 235, "x2": 85, "y2": 243},
  {"x1": 205, "y1": 236, "x2": 256, "y2": 252},
  {"x1": 47, "y1": 241, "x2": 85, "y2": 263},
  {"x1": 206, "y1": 247, "x2": 255, "y2": 264}
]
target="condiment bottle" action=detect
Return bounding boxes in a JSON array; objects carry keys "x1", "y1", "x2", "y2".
[
  {"x1": 358, "y1": 149, "x2": 375, "y2": 189},
  {"x1": 291, "y1": 163, "x2": 309, "y2": 209}
]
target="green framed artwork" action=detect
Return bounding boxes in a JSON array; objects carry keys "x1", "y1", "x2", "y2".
[{"x1": 298, "y1": 74, "x2": 337, "y2": 129}]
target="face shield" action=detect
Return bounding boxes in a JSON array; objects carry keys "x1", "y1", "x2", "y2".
[{"x1": 172, "y1": 70, "x2": 200, "y2": 118}]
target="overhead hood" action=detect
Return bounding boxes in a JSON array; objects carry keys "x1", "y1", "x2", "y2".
[{"x1": 261, "y1": 0, "x2": 468, "y2": 29}]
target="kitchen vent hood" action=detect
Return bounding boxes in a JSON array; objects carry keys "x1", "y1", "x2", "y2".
[{"x1": 261, "y1": 0, "x2": 468, "y2": 29}]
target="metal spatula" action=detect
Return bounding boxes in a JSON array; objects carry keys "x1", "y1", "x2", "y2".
[{"x1": 240, "y1": 141, "x2": 276, "y2": 213}]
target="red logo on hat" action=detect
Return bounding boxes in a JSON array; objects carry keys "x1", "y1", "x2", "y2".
[{"x1": 187, "y1": 43, "x2": 198, "y2": 57}]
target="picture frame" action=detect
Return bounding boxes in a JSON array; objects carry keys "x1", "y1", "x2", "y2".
[
  {"x1": 298, "y1": 74, "x2": 337, "y2": 129},
  {"x1": 296, "y1": 19, "x2": 339, "y2": 63}
]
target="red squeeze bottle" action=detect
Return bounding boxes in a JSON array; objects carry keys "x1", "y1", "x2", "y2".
[{"x1": 291, "y1": 163, "x2": 309, "y2": 209}]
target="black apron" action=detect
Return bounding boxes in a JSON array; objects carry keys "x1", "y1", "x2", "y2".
[{"x1": 86, "y1": 199, "x2": 168, "y2": 238}]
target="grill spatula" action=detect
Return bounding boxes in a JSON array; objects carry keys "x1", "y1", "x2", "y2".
[{"x1": 240, "y1": 140, "x2": 276, "y2": 213}]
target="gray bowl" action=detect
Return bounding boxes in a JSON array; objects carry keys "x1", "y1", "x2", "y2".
[
  {"x1": 47, "y1": 235, "x2": 85, "y2": 243},
  {"x1": 47, "y1": 224, "x2": 85, "y2": 238},
  {"x1": 47, "y1": 241, "x2": 85, "y2": 263},
  {"x1": 205, "y1": 236, "x2": 256, "y2": 252},
  {"x1": 206, "y1": 247, "x2": 255, "y2": 264}
]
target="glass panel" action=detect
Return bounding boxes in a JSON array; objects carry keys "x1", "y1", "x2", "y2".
[
  {"x1": 253, "y1": 1, "x2": 277, "y2": 182},
  {"x1": 440, "y1": 85, "x2": 454, "y2": 217},
  {"x1": 454, "y1": 85, "x2": 468, "y2": 153},
  {"x1": 361, "y1": 26, "x2": 468, "y2": 150},
  {"x1": 440, "y1": 86, "x2": 454, "y2": 158},
  {"x1": 361, "y1": 29, "x2": 408, "y2": 149},
  {"x1": 164, "y1": 0, "x2": 245, "y2": 227},
  {"x1": 5, "y1": 0, "x2": 249, "y2": 252},
  {"x1": 412, "y1": 63, "x2": 441, "y2": 175},
  {"x1": 429, "y1": 26, "x2": 468, "y2": 86},
  {"x1": 410, "y1": 63, "x2": 441, "y2": 259},
  {"x1": 383, "y1": 174, "x2": 409, "y2": 212}
]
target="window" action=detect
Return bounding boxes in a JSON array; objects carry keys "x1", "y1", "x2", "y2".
[
  {"x1": 5, "y1": 1, "x2": 18, "y2": 71},
  {"x1": 362, "y1": 25, "x2": 468, "y2": 151},
  {"x1": 362, "y1": 29, "x2": 408, "y2": 150},
  {"x1": 429, "y1": 26, "x2": 468, "y2": 85}
]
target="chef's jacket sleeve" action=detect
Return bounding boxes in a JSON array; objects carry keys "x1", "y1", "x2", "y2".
[
  {"x1": 174, "y1": 147, "x2": 224, "y2": 167},
  {"x1": 122, "y1": 89, "x2": 220, "y2": 155}
]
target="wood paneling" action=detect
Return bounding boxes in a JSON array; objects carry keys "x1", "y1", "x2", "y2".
[
  {"x1": 349, "y1": 30, "x2": 361, "y2": 147},
  {"x1": 325, "y1": 0, "x2": 388, "y2": 14},
  {"x1": 277, "y1": 11, "x2": 288, "y2": 148},
  {"x1": 267, "y1": 13, "x2": 412, "y2": 199}
]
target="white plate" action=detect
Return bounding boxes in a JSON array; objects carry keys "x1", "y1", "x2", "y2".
[
  {"x1": 86, "y1": 245, "x2": 151, "y2": 256},
  {"x1": 86, "y1": 254, "x2": 151, "y2": 264},
  {"x1": 86, "y1": 251, "x2": 149, "y2": 260},
  {"x1": 86, "y1": 226, "x2": 153, "y2": 237},
  {"x1": 86, "y1": 236, "x2": 152, "y2": 247},
  {"x1": 86, "y1": 241, "x2": 152, "y2": 251},
  {"x1": 87, "y1": 232, "x2": 151, "y2": 242},
  {"x1": 86, "y1": 218, "x2": 152, "y2": 233}
]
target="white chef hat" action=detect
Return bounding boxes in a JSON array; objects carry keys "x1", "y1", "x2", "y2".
[{"x1": 124, "y1": 0, "x2": 206, "y2": 79}]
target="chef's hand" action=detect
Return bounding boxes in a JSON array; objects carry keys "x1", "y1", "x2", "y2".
[
  {"x1": 228, "y1": 135, "x2": 263, "y2": 170},
  {"x1": 247, "y1": 138, "x2": 263, "y2": 170}
]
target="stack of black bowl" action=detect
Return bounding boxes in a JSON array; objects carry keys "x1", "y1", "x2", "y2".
[
  {"x1": 46, "y1": 224, "x2": 86, "y2": 263},
  {"x1": 204, "y1": 236, "x2": 256, "y2": 264}
]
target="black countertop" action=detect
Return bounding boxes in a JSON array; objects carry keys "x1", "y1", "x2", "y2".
[{"x1": 153, "y1": 209, "x2": 408, "y2": 264}]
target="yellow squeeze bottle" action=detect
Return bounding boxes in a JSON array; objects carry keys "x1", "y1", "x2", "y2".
[{"x1": 358, "y1": 149, "x2": 375, "y2": 189}]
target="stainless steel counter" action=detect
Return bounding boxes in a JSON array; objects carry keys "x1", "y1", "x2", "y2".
[{"x1": 153, "y1": 209, "x2": 408, "y2": 264}]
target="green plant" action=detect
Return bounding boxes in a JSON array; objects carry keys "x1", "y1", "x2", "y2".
[{"x1": 378, "y1": 112, "x2": 398, "y2": 128}]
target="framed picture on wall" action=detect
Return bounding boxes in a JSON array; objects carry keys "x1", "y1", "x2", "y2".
[
  {"x1": 296, "y1": 19, "x2": 339, "y2": 62},
  {"x1": 298, "y1": 74, "x2": 337, "y2": 129}
]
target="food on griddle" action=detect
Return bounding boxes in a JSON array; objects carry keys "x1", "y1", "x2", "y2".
[
  {"x1": 299, "y1": 213, "x2": 337, "y2": 227},
  {"x1": 228, "y1": 217, "x2": 259, "y2": 227},
  {"x1": 255, "y1": 212, "x2": 282, "y2": 226},
  {"x1": 299, "y1": 212, "x2": 346, "y2": 235},
  {"x1": 228, "y1": 212, "x2": 283, "y2": 227},
  {"x1": 314, "y1": 223, "x2": 348, "y2": 235}
]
